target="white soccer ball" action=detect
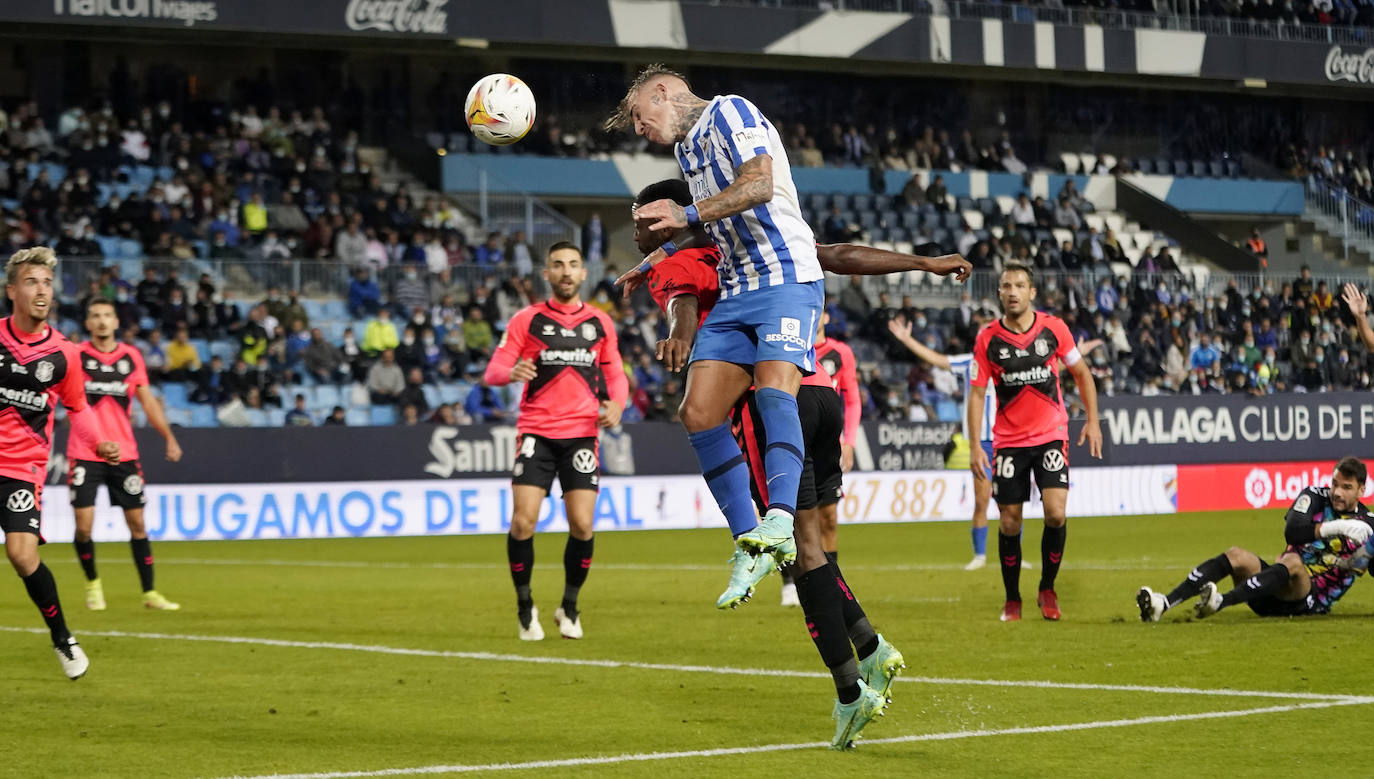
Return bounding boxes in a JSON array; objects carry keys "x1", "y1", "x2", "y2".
[{"x1": 464, "y1": 74, "x2": 536, "y2": 147}]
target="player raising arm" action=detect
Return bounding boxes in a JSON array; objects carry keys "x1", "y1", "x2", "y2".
[
  {"x1": 69, "y1": 298, "x2": 183, "y2": 612},
  {"x1": 1, "y1": 248, "x2": 121, "y2": 679},
  {"x1": 1137, "y1": 456, "x2": 1372, "y2": 621},
  {"x1": 967, "y1": 262, "x2": 1102, "y2": 622},
  {"x1": 483, "y1": 242, "x2": 627, "y2": 641}
]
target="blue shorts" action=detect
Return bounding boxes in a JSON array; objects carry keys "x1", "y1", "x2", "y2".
[{"x1": 691, "y1": 280, "x2": 824, "y2": 373}]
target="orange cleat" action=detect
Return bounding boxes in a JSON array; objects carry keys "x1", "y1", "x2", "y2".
[
  {"x1": 1037, "y1": 589, "x2": 1061, "y2": 621},
  {"x1": 999, "y1": 600, "x2": 1022, "y2": 622}
]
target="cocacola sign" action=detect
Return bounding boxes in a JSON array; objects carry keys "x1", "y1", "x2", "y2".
[
  {"x1": 1324, "y1": 45, "x2": 1374, "y2": 84},
  {"x1": 345, "y1": 0, "x2": 447, "y2": 34}
]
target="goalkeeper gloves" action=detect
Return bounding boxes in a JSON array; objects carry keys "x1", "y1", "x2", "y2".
[{"x1": 1318, "y1": 518, "x2": 1373, "y2": 546}]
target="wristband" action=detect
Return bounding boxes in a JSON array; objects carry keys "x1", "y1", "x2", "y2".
[
  {"x1": 636, "y1": 257, "x2": 654, "y2": 274},
  {"x1": 684, "y1": 204, "x2": 700, "y2": 226},
  {"x1": 660, "y1": 240, "x2": 678, "y2": 257}
]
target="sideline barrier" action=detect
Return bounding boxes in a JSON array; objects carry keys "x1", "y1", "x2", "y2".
[
  {"x1": 39, "y1": 466, "x2": 1179, "y2": 543},
  {"x1": 1177, "y1": 460, "x2": 1374, "y2": 512}
]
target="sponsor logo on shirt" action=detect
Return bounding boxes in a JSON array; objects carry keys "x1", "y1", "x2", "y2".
[
  {"x1": 539, "y1": 347, "x2": 596, "y2": 367},
  {"x1": 999, "y1": 364, "x2": 1053, "y2": 387},
  {"x1": 0, "y1": 386, "x2": 49, "y2": 412},
  {"x1": 85, "y1": 380, "x2": 130, "y2": 396}
]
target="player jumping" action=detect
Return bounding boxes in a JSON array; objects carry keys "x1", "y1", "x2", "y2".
[
  {"x1": 70, "y1": 298, "x2": 183, "y2": 611},
  {"x1": 609, "y1": 65, "x2": 823, "y2": 592},
  {"x1": 2, "y1": 247, "x2": 121, "y2": 679},
  {"x1": 1137, "y1": 456, "x2": 1372, "y2": 621},
  {"x1": 483, "y1": 242, "x2": 627, "y2": 641},
  {"x1": 628, "y1": 178, "x2": 968, "y2": 749},
  {"x1": 967, "y1": 262, "x2": 1102, "y2": 622}
]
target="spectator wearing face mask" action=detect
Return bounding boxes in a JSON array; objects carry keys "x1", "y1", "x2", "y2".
[{"x1": 393, "y1": 266, "x2": 429, "y2": 317}]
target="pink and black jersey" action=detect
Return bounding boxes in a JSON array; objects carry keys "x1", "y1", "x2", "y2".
[
  {"x1": 970, "y1": 312, "x2": 1081, "y2": 449},
  {"x1": 814, "y1": 338, "x2": 860, "y2": 446},
  {"x1": 0, "y1": 317, "x2": 89, "y2": 483},
  {"x1": 68, "y1": 341, "x2": 147, "y2": 463},
  {"x1": 484, "y1": 299, "x2": 629, "y2": 440},
  {"x1": 646, "y1": 247, "x2": 721, "y2": 329}
]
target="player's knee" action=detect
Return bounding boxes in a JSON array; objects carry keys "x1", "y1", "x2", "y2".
[
  {"x1": 6, "y1": 548, "x2": 37, "y2": 575},
  {"x1": 508, "y1": 513, "x2": 538, "y2": 539},
  {"x1": 1043, "y1": 512, "x2": 1066, "y2": 528},
  {"x1": 73, "y1": 530, "x2": 92, "y2": 544},
  {"x1": 125, "y1": 517, "x2": 146, "y2": 537},
  {"x1": 678, "y1": 397, "x2": 719, "y2": 433}
]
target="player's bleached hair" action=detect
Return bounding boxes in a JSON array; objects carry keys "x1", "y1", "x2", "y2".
[
  {"x1": 6, "y1": 246, "x2": 57, "y2": 286},
  {"x1": 604, "y1": 64, "x2": 688, "y2": 132},
  {"x1": 1001, "y1": 261, "x2": 1035, "y2": 288}
]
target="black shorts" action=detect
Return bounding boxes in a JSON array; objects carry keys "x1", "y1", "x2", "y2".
[
  {"x1": 0, "y1": 477, "x2": 43, "y2": 537},
  {"x1": 69, "y1": 460, "x2": 147, "y2": 510},
  {"x1": 1246, "y1": 558, "x2": 1320, "y2": 617},
  {"x1": 511, "y1": 434, "x2": 600, "y2": 493},
  {"x1": 991, "y1": 441, "x2": 1070, "y2": 505},
  {"x1": 734, "y1": 385, "x2": 843, "y2": 513}
]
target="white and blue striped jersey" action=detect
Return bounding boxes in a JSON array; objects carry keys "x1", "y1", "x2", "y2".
[
  {"x1": 673, "y1": 95, "x2": 823, "y2": 300},
  {"x1": 948, "y1": 353, "x2": 995, "y2": 443}
]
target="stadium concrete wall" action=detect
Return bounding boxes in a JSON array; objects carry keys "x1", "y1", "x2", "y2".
[{"x1": 441, "y1": 154, "x2": 1298, "y2": 216}]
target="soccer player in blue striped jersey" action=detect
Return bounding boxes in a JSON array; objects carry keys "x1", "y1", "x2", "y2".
[{"x1": 609, "y1": 66, "x2": 822, "y2": 581}]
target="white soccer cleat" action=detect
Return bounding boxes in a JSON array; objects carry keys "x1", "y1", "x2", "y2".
[
  {"x1": 54, "y1": 637, "x2": 89, "y2": 680},
  {"x1": 779, "y1": 581, "x2": 800, "y2": 607},
  {"x1": 964, "y1": 555, "x2": 987, "y2": 571},
  {"x1": 1136, "y1": 586, "x2": 1168, "y2": 623},
  {"x1": 1194, "y1": 581, "x2": 1223, "y2": 619},
  {"x1": 553, "y1": 606, "x2": 583, "y2": 640},
  {"x1": 518, "y1": 606, "x2": 545, "y2": 641},
  {"x1": 1022, "y1": 559, "x2": 1033, "y2": 570},
  {"x1": 142, "y1": 590, "x2": 180, "y2": 611}
]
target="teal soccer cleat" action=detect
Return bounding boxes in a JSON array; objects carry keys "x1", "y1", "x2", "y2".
[
  {"x1": 716, "y1": 548, "x2": 776, "y2": 609},
  {"x1": 735, "y1": 509, "x2": 797, "y2": 565},
  {"x1": 831, "y1": 679, "x2": 887, "y2": 750},
  {"x1": 858, "y1": 634, "x2": 905, "y2": 702}
]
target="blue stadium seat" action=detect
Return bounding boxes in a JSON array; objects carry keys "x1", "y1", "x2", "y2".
[
  {"x1": 935, "y1": 399, "x2": 960, "y2": 423},
  {"x1": 322, "y1": 299, "x2": 348, "y2": 320},
  {"x1": 977, "y1": 198, "x2": 998, "y2": 216},
  {"x1": 96, "y1": 236, "x2": 121, "y2": 258},
  {"x1": 160, "y1": 383, "x2": 190, "y2": 409},
  {"x1": 421, "y1": 385, "x2": 441, "y2": 410},
  {"x1": 872, "y1": 194, "x2": 892, "y2": 212},
  {"x1": 920, "y1": 212, "x2": 941, "y2": 231},
  {"x1": 267, "y1": 409, "x2": 289, "y2": 427},
  {"x1": 190, "y1": 405, "x2": 217, "y2": 427},
  {"x1": 345, "y1": 408, "x2": 369, "y2": 426},
  {"x1": 283, "y1": 384, "x2": 311, "y2": 407},
  {"x1": 828, "y1": 193, "x2": 852, "y2": 211},
  {"x1": 942, "y1": 212, "x2": 962, "y2": 230},
  {"x1": 1172, "y1": 160, "x2": 1189, "y2": 177},
  {"x1": 858, "y1": 212, "x2": 878, "y2": 229},
  {"x1": 164, "y1": 408, "x2": 192, "y2": 428},
  {"x1": 869, "y1": 227, "x2": 888, "y2": 242},
  {"x1": 369, "y1": 405, "x2": 397, "y2": 426},
  {"x1": 807, "y1": 192, "x2": 828, "y2": 211},
  {"x1": 301, "y1": 300, "x2": 327, "y2": 322},
  {"x1": 886, "y1": 227, "x2": 908, "y2": 244},
  {"x1": 437, "y1": 382, "x2": 465, "y2": 405},
  {"x1": 852, "y1": 194, "x2": 872, "y2": 212},
  {"x1": 1136, "y1": 158, "x2": 1153, "y2": 174},
  {"x1": 956, "y1": 196, "x2": 975, "y2": 212},
  {"x1": 1225, "y1": 160, "x2": 1242, "y2": 178},
  {"x1": 1208, "y1": 161, "x2": 1225, "y2": 178},
  {"x1": 188, "y1": 338, "x2": 210, "y2": 365},
  {"x1": 314, "y1": 384, "x2": 341, "y2": 409},
  {"x1": 1191, "y1": 160, "x2": 1207, "y2": 177},
  {"x1": 119, "y1": 239, "x2": 143, "y2": 259},
  {"x1": 900, "y1": 211, "x2": 920, "y2": 230},
  {"x1": 209, "y1": 341, "x2": 237, "y2": 362},
  {"x1": 931, "y1": 228, "x2": 951, "y2": 247}
]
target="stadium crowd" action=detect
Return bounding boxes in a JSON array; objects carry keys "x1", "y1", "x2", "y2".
[{"x1": 52, "y1": 251, "x2": 1374, "y2": 429}]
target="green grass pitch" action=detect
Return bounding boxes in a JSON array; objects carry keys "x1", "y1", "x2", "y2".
[{"x1": 4, "y1": 509, "x2": 1372, "y2": 777}]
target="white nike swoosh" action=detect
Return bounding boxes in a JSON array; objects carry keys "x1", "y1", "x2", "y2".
[
  {"x1": 767, "y1": 474, "x2": 784, "y2": 485},
  {"x1": 783, "y1": 346, "x2": 804, "y2": 352}
]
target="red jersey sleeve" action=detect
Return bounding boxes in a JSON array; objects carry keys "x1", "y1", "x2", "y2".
[
  {"x1": 1048, "y1": 316, "x2": 1082, "y2": 367},
  {"x1": 483, "y1": 308, "x2": 533, "y2": 387},
  {"x1": 647, "y1": 248, "x2": 720, "y2": 324},
  {"x1": 126, "y1": 345, "x2": 149, "y2": 389},
  {"x1": 595, "y1": 310, "x2": 629, "y2": 406},
  {"x1": 53, "y1": 341, "x2": 89, "y2": 413},
  {"x1": 970, "y1": 326, "x2": 993, "y2": 388}
]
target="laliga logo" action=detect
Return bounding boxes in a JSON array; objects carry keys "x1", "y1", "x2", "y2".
[
  {"x1": 345, "y1": 0, "x2": 448, "y2": 34},
  {"x1": 1324, "y1": 45, "x2": 1374, "y2": 84},
  {"x1": 1243, "y1": 468, "x2": 1272, "y2": 509}
]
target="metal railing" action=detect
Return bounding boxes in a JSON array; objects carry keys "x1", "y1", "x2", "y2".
[
  {"x1": 451, "y1": 169, "x2": 581, "y2": 269},
  {"x1": 1304, "y1": 177, "x2": 1374, "y2": 261},
  {"x1": 678, "y1": 0, "x2": 1374, "y2": 46}
]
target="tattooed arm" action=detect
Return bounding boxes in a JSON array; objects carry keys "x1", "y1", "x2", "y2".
[{"x1": 638, "y1": 156, "x2": 775, "y2": 232}]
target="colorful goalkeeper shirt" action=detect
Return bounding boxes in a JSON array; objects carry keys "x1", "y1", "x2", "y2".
[{"x1": 1281, "y1": 486, "x2": 1373, "y2": 613}]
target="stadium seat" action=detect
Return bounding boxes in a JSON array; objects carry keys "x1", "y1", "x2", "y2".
[
  {"x1": 244, "y1": 409, "x2": 269, "y2": 428},
  {"x1": 878, "y1": 209, "x2": 900, "y2": 229},
  {"x1": 119, "y1": 239, "x2": 143, "y2": 259},
  {"x1": 1078, "y1": 153, "x2": 1097, "y2": 174},
  {"x1": 164, "y1": 408, "x2": 193, "y2": 428},
  {"x1": 942, "y1": 212, "x2": 962, "y2": 230},
  {"x1": 1225, "y1": 160, "x2": 1242, "y2": 177},
  {"x1": 931, "y1": 228, "x2": 951, "y2": 247},
  {"x1": 209, "y1": 341, "x2": 237, "y2": 362},
  {"x1": 977, "y1": 197, "x2": 997, "y2": 216},
  {"x1": 1135, "y1": 158, "x2": 1153, "y2": 174},
  {"x1": 900, "y1": 211, "x2": 920, "y2": 230},
  {"x1": 1105, "y1": 214, "x2": 1125, "y2": 234},
  {"x1": 886, "y1": 227, "x2": 908, "y2": 244},
  {"x1": 1061, "y1": 153, "x2": 1080, "y2": 174},
  {"x1": 873, "y1": 194, "x2": 892, "y2": 212},
  {"x1": 1154, "y1": 159, "x2": 1171, "y2": 176},
  {"x1": 314, "y1": 384, "x2": 341, "y2": 409},
  {"x1": 852, "y1": 194, "x2": 872, "y2": 212},
  {"x1": 369, "y1": 405, "x2": 398, "y2": 426},
  {"x1": 828, "y1": 193, "x2": 852, "y2": 210},
  {"x1": 267, "y1": 409, "x2": 287, "y2": 426},
  {"x1": 1034, "y1": 228, "x2": 1053, "y2": 245},
  {"x1": 935, "y1": 399, "x2": 960, "y2": 423},
  {"x1": 858, "y1": 211, "x2": 878, "y2": 229},
  {"x1": 188, "y1": 338, "x2": 211, "y2": 365},
  {"x1": 807, "y1": 192, "x2": 828, "y2": 212},
  {"x1": 284, "y1": 384, "x2": 312, "y2": 407},
  {"x1": 1099, "y1": 154, "x2": 1117, "y2": 171},
  {"x1": 190, "y1": 405, "x2": 217, "y2": 427},
  {"x1": 1172, "y1": 160, "x2": 1189, "y2": 177},
  {"x1": 96, "y1": 236, "x2": 121, "y2": 258},
  {"x1": 160, "y1": 383, "x2": 190, "y2": 409},
  {"x1": 994, "y1": 195, "x2": 1015, "y2": 217},
  {"x1": 345, "y1": 408, "x2": 369, "y2": 426},
  {"x1": 1191, "y1": 160, "x2": 1207, "y2": 177},
  {"x1": 421, "y1": 385, "x2": 441, "y2": 410},
  {"x1": 868, "y1": 227, "x2": 887, "y2": 242},
  {"x1": 1208, "y1": 160, "x2": 1225, "y2": 178},
  {"x1": 961, "y1": 210, "x2": 984, "y2": 230}
]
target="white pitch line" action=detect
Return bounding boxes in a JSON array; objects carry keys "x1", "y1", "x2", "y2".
[
  {"x1": 44, "y1": 557, "x2": 1197, "y2": 573},
  {"x1": 222, "y1": 698, "x2": 1373, "y2": 779},
  {"x1": 0, "y1": 626, "x2": 1356, "y2": 702}
]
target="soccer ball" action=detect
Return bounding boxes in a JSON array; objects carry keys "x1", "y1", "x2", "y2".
[{"x1": 464, "y1": 74, "x2": 536, "y2": 147}]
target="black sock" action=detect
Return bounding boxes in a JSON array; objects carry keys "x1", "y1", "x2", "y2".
[
  {"x1": 507, "y1": 533, "x2": 534, "y2": 619},
  {"x1": 561, "y1": 535, "x2": 594, "y2": 620},
  {"x1": 74, "y1": 539, "x2": 98, "y2": 581},
  {"x1": 999, "y1": 532, "x2": 1022, "y2": 602},
  {"x1": 829, "y1": 559, "x2": 878, "y2": 658},
  {"x1": 1219, "y1": 563, "x2": 1290, "y2": 610},
  {"x1": 795, "y1": 565, "x2": 861, "y2": 703},
  {"x1": 130, "y1": 537, "x2": 155, "y2": 592},
  {"x1": 1038, "y1": 525, "x2": 1066, "y2": 592},
  {"x1": 1165, "y1": 553, "x2": 1233, "y2": 608},
  {"x1": 22, "y1": 563, "x2": 71, "y2": 645},
  {"x1": 780, "y1": 568, "x2": 794, "y2": 586}
]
